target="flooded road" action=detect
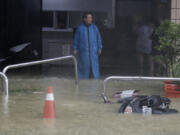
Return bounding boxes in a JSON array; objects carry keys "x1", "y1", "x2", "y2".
[{"x1": 0, "y1": 76, "x2": 180, "y2": 135}]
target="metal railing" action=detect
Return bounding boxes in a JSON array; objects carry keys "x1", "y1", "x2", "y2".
[
  {"x1": 103, "y1": 76, "x2": 180, "y2": 101},
  {"x1": 0, "y1": 72, "x2": 8, "y2": 95},
  {"x1": 2, "y1": 55, "x2": 78, "y2": 95}
]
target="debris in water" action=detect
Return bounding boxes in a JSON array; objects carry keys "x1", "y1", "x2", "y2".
[{"x1": 119, "y1": 95, "x2": 178, "y2": 115}]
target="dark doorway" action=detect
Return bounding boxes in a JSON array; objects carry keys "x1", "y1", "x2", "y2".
[{"x1": 0, "y1": 0, "x2": 42, "y2": 67}]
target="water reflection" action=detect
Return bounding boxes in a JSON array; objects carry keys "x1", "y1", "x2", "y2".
[
  {"x1": 0, "y1": 77, "x2": 179, "y2": 135},
  {"x1": 2, "y1": 95, "x2": 8, "y2": 115}
]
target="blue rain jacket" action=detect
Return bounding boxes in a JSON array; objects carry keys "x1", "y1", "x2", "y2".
[{"x1": 73, "y1": 23, "x2": 103, "y2": 79}]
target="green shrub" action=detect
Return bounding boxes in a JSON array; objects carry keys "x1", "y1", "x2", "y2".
[{"x1": 155, "y1": 20, "x2": 180, "y2": 77}]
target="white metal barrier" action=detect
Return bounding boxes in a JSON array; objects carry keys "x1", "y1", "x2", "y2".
[
  {"x1": 2, "y1": 55, "x2": 78, "y2": 95},
  {"x1": 0, "y1": 72, "x2": 8, "y2": 95},
  {"x1": 103, "y1": 76, "x2": 180, "y2": 101}
]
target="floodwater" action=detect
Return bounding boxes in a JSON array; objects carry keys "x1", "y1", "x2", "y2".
[{"x1": 0, "y1": 75, "x2": 180, "y2": 135}]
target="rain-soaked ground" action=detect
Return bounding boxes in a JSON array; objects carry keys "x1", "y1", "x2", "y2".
[{"x1": 0, "y1": 73, "x2": 180, "y2": 135}]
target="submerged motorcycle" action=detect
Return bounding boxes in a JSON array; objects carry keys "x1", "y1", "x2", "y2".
[
  {"x1": 119, "y1": 95, "x2": 178, "y2": 114},
  {"x1": 102, "y1": 90, "x2": 178, "y2": 115}
]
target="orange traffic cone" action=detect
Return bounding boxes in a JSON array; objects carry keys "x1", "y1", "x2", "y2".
[{"x1": 43, "y1": 86, "x2": 56, "y2": 119}]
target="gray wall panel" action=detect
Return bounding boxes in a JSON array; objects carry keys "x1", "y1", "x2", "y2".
[{"x1": 43, "y1": 0, "x2": 112, "y2": 12}]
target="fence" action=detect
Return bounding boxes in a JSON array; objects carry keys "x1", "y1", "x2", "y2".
[
  {"x1": 1, "y1": 55, "x2": 78, "y2": 95},
  {"x1": 103, "y1": 76, "x2": 180, "y2": 101}
]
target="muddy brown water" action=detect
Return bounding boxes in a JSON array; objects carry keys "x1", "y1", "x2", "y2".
[{"x1": 0, "y1": 76, "x2": 180, "y2": 135}]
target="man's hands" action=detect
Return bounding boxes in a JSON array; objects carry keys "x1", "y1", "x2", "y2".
[
  {"x1": 98, "y1": 50, "x2": 102, "y2": 55},
  {"x1": 74, "y1": 50, "x2": 78, "y2": 55}
]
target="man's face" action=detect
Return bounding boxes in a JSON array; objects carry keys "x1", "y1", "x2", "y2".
[{"x1": 84, "y1": 14, "x2": 93, "y2": 25}]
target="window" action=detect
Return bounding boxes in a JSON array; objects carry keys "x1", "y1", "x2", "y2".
[
  {"x1": 42, "y1": 11, "x2": 108, "y2": 29},
  {"x1": 171, "y1": 0, "x2": 180, "y2": 23},
  {"x1": 55, "y1": 11, "x2": 68, "y2": 29},
  {"x1": 42, "y1": 11, "x2": 53, "y2": 27}
]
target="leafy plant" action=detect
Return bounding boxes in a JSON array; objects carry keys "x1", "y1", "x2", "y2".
[{"x1": 155, "y1": 20, "x2": 180, "y2": 77}]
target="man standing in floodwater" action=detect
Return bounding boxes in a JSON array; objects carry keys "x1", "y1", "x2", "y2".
[
  {"x1": 135, "y1": 22, "x2": 154, "y2": 76},
  {"x1": 73, "y1": 13, "x2": 103, "y2": 79}
]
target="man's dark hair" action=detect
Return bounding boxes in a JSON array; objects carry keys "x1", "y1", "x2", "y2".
[{"x1": 83, "y1": 12, "x2": 93, "y2": 19}]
